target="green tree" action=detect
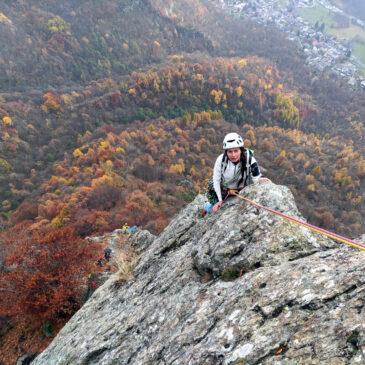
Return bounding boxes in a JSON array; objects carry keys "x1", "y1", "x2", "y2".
[{"x1": 47, "y1": 17, "x2": 71, "y2": 34}]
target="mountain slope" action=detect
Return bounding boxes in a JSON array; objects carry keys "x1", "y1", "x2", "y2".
[
  {"x1": 0, "y1": 1, "x2": 364, "y2": 361},
  {"x1": 0, "y1": 0, "x2": 213, "y2": 90},
  {"x1": 32, "y1": 182, "x2": 365, "y2": 364}
]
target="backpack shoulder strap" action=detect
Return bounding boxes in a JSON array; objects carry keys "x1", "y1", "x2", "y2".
[
  {"x1": 243, "y1": 149, "x2": 253, "y2": 186},
  {"x1": 221, "y1": 153, "x2": 228, "y2": 173},
  {"x1": 246, "y1": 149, "x2": 252, "y2": 174}
]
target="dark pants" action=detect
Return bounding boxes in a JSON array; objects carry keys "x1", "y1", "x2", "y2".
[{"x1": 206, "y1": 179, "x2": 228, "y2": 205}]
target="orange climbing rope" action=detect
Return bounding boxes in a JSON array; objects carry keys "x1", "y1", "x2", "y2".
[{"x1": 232, "y1": 192, "x2": 365, "y2": 252}]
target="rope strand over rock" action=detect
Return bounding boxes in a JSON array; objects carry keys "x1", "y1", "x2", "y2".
[{"x1": 232, "y1": 191, "x2": 365, "y2": 252}]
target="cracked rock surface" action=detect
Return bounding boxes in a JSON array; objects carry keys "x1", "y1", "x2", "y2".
[{"x1": 32, "y1": 182, "x2": 365, "y2": 365}]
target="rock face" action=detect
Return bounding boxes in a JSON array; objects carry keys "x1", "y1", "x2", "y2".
[{"x1": 32, "y1": 182, "x2": 365, "y2": 365}]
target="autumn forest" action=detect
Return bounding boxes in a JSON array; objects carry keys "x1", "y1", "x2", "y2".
[{"x1": 0, "y1": 0, "x2": 364, "y2": 363}]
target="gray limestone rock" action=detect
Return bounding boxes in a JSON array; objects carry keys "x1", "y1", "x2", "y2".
[
  {"x1": 32, "y1": 182, "x2": 365, "y2": 365},
  {"x1": 128, "y1": 229, "x2": 156, "y2": 254}
]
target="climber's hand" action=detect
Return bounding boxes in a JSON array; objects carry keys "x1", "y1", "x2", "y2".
[
  {"x1": 259, "y1": 177, "x2": 271, "y2": 183},
  {"x1": 212, "y1": 201, "x2": 223, "y2": 213}
]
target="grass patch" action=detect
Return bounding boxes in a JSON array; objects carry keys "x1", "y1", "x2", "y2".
[
  {"x1": 330, "y1": 25, "x2": 365, "y2": 41},
  {"x1": 115, "y1": 251, "x2": 138, "y2": 282},
  {"x1": 352, "y1": 41, "x2": 365, "y2": 65},
  {"x1": 221, "y1": 266, "x2": 241, "y2": 281},
  {"x1": 298, "y1": 5, "x2": 336, "y2": 29},
  {"x1": 298, "y1": 4, "x2": 365, "y2": 43}
]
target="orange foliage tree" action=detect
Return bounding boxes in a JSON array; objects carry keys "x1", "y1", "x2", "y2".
[
  {"x1": 0, "y1": 224, "x2": 103, "y2": 324},
  {"x1": 41, "y1": 92, "x2": 61, "y2": 113}
]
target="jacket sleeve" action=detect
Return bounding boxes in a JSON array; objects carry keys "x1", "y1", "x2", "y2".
[
  {"x1": 250, "y1": 155, "x2": 261, "y2": 183},
  {"x1": 213, "y1": 154, "x2": 223, "y2": 202}
]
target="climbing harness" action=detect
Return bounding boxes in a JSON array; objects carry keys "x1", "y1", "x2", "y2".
[{"x1": 230, "y1": 191, "x2": 365, "y2": 252}]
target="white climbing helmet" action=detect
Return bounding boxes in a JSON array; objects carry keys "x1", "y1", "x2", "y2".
[{"x1": 223, "y1": 132, "x2": 244, "y2": 150}]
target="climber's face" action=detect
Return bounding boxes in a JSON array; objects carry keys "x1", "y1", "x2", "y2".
[{"x1": 226, "y1": 148, "x2": 241, "y2": 163}]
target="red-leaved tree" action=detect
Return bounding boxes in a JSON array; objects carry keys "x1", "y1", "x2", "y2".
[{"x1": 0, "y1": 223, "x2": 103, "y2": 324}]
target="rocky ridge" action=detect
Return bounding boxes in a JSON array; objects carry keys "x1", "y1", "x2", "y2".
[{"x1": 32, "y1": 182, "x2": 365, "y2": 364}]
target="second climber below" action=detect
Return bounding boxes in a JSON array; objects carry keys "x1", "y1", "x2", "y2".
[{"x1": 207, "y1": 132, "x2": 268, "y2": 213}]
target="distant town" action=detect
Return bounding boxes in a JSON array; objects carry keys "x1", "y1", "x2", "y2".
[{"x1": 219, "y1": 0, "x2": 365, "y2": 89}]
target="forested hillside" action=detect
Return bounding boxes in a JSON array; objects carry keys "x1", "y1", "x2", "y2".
[
  {"x1": 1, "y1": 55, "x2": 364, "y2": 233},
  {"x1": 0, "y1": 0, "x2": 213, "y2": 89},
  {"x1": 0, "y1": 0, "x2": 364, "y2": 363}
]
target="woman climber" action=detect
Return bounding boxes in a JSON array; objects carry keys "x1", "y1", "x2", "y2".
[{"x1": 206, "y1": 132, "x2": 268, "y2": 213}]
